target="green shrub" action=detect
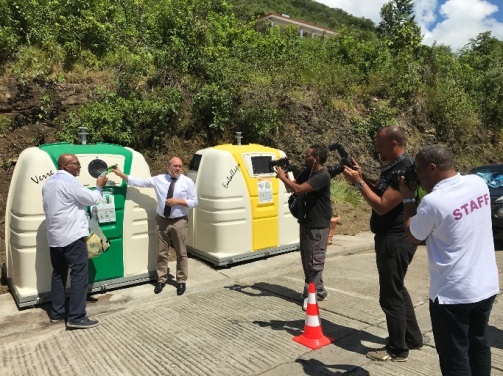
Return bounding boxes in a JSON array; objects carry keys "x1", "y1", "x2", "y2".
[
  {"x1": 0, "y1": 115, "x2": 12, "y2": 133},
  {"x1": 353, "y1": 103, "x2": 397, "y2": 139},
  {"x1": 58, "y1": 88, "x2": 183, "y2": 151},
  {"x1": 193, "y1": 82, "x2": 236, "y2": 137},
  {"x1": 0, "y1": 26, "x2": 19, "y2": 63},
  {"x1": 330, "y1": 177, "x2": 364, "y2": 207},
  {"x1": 423, "y1": 77, "x2": 478, "y2": 144},
  {"x1": 237, "y1": 103, "x2": 283, "y2": 144},
  {"x1": 10, "y1": 46, "x2": 53, "y2": 79}
]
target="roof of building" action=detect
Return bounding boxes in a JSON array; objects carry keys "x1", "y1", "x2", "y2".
[{"x1": 257, "y1": 13, "x2": 336, "y2": 35}]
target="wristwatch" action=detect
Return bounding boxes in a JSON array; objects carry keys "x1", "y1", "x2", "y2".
[{"x1": 354, "y1": 180, "x2": 365, "y2": 190}]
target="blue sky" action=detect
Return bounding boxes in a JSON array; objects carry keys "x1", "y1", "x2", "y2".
[{"x1": 314, "y1": 0, "x2": 503, "y2": 51}]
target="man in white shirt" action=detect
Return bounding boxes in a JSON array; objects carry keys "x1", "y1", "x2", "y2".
[
  {"x1": 113, "y1": 156, "x2": 198, "y2": 296},
  {"x1": 399, "y1": 145, "x2": 499, "y2": 376},
  {"x1": 42, "y1": 153, "x2": 107, "y2": 329}
]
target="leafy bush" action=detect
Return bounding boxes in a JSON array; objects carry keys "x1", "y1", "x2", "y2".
[
  {"x1": 353, "y1": 103, "x2": 397, "y2": 139},
  {"x1": 236, "y1": 101, "x2": 283, "y2": 144},
  {"x1": 192, "y1": 82, "x2": 237, "y2": 139},
  {"x1": 423, "y1": 78, "x2": 478, "y2": 144},
  {"x1": 59, "y1": 88, "x2": 182, "y2": 151},
  {"x1": 330, "y1": 178, "x2": 364, "y2": 207},
  {"x1": 0, "y1": 26, "x2": 19, "y2": 63},
  {"x1": 459, "y1": 32, "x2": 503, "y2": 130},
  {"x1": 10, "y1": 46, "x2": 54, "y2": 79},
  {"x1": 0, "y1": 115, "x2": 12, "y2": 132}
]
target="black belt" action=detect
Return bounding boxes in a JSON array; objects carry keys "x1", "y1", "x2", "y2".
[{"x1": 159, "y1": 214, "x2": 188, "y2": 221}]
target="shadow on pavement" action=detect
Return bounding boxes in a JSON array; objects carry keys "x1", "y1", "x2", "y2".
[
  {"x1": 225, "y1": 281, "x2": 301, "y2": 302},
  {"x1": 252, "y1": 317, "x2": 385, "y2": 356},
  {"x1": 490, "y1": 324, "x2": 503, "y2": 350},
  {"x1": 296, "y1": 359, "x2": 370, "y2": 376},
  {"x1": 227, "y1": 282, "x2": 386, "y2": 356}
]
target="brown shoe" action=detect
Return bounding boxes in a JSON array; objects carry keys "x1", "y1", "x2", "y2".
[{"x1": 366, "y1": 348, "x2": 407, "y2": 362}]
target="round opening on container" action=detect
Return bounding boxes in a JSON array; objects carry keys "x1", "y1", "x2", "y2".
[{"x1": 88, "y1": 159, "x2": 108, "y2": 178}]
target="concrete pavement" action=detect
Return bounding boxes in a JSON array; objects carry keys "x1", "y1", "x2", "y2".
[{"x1": 1, "y1": 231, "x2": 502, "y2": 375}]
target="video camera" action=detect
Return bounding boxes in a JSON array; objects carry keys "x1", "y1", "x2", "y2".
[
  {"x1": 270, "y1": 157, "x2": 289, "y2": 170},
  {"x1": 390, "y1": 163, "x2": 418, "y2": 186},
  {"x1": 327, "y1": 143, "x2": 355, "y2": 178}
]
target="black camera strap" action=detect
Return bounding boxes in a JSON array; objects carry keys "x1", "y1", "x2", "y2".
[
  {"x1": 377, "y1": 154, "x2": 411, "y2": 195},
  {"x1": 381, "y1": 154, "x2": 408, "y2": 174},
  {"x1": 291, "y1": 164, "x2": 315, "y2": 219}
]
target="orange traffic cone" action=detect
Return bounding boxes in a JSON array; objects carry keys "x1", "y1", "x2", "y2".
[{"x1": 293, "y1": 283, "x2": 334, "y2": 350}]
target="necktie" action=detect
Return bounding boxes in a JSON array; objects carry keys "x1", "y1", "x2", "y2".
[{"x1": 163, "y1": 177, "x2": 177, "y2": 217}]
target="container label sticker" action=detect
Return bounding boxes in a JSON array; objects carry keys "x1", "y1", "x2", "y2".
[
  {"x1": 258, "y1": 179, "x2": 273, "y2": 204},
  {"x1": 92, "y1": 192, "x2": 116, "y2": 223}
]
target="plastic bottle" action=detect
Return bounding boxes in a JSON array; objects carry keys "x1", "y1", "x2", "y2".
[{"x1": 99, "y1": 164, "x2": 118, "y2": 177}]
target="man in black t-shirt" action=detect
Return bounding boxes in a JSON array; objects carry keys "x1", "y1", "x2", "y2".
[
  {"x1": 342, "y1": 126, "x2": 423, "y2": 362},
  {"x1": 277, "y1": 144, "x2": 332, "y2": 311}
]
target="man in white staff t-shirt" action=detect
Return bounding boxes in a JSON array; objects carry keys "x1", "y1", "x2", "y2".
[{"x1": 399, "y1": 144, "x2": 499, "y2": 376}]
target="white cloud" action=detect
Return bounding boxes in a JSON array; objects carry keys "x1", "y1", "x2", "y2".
[
  {"x1": 414, "y1": 0, "x2": 438, "y2": 29},
  {"x1": 422, "y1": 0, "x2": 503, "y2": 50},
  {"x1": 315, "y1": 0, "x2": 386, "y2": 23},
  {"x1": 315, "y1": 0, "x2": 503, "y2": 51}
]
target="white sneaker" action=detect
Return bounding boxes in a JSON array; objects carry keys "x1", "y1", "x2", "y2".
[{"x1": 302, "y1": 298, "x2": 308, "y2": 311}]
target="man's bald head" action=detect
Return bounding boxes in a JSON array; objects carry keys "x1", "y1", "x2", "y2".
[
  {"x1": 378, "y1": 126, "x2": 406, "y2": 147},
  {"x1": 167, "y1": 156, "x2": 183, "y2": 178},
  {"x1": 57, "y1": 153, "x2": 81, "y2": 176},
  {"x1": 169, "y1": 157, "x2": 183, "y2": 167},
  {"x1": 58, "y1": 154, "x2": 74, "y2": 169}
]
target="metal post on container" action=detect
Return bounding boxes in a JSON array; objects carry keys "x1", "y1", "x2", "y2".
[
  {"x1": 78, "y1": 127, "x2": 88, "y2": 145},
  {"x1": 236, "y1": 131, "x2": 242, "y2": 145}
]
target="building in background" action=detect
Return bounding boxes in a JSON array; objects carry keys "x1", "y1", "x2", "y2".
[{"x1": 257, "y1": 13, "x2": 336, "y2": 38}]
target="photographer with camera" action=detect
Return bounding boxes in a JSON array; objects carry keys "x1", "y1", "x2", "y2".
[
  {"x1": 276, "y1": 144, "x2": 332, "y2": 311},
  {"x1": 342, "y1": 126, "x2": 423, "y2": 362},
  {"x1": 399, "y1": 145, "x2": 499, "y2": 376}
]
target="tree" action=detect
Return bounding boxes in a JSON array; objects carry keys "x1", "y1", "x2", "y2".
[
  {"x1": 460, "y1": 32, "x2": 503, "y2": 129},
  {"x1": 377, "y1": 0, "x2": 422, "y2": 54}
]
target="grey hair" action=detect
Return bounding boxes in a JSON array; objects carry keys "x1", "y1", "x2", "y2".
[{"x1": 416, "y1": 145, "x2": 455, "y2": 171}]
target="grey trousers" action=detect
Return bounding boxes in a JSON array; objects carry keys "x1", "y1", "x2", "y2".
[
  {"x1": 299, "y1": 225, "x2": 329, "y2": 298},
  {"x1": 156, "y1": 215, "x2": 188, "y2": 283}
]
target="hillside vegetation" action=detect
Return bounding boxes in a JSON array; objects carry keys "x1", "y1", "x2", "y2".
[
  {"x1": 0, "y1": 0, "x2": 503, "y2": 220},
  {"x1": 1, "y1": 0, "x2": 502, "y2": 162}
]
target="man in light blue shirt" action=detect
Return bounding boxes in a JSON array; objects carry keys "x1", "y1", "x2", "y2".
[
  {"x1": 42, "y1": 153, "x2": 107, "y2": 329},
  {"x1": 113, "y1": 156, "x2": 198, "y2": 296}
]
